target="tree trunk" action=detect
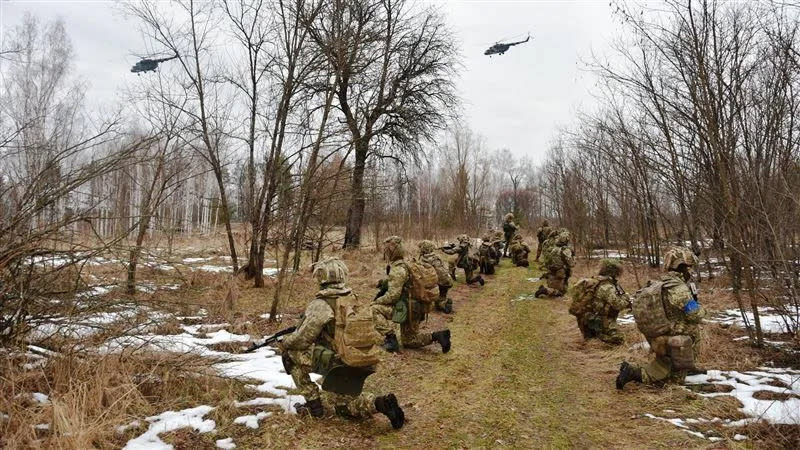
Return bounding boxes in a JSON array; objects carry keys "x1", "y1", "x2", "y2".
[{"x1": 343, "y1": 141, "x2": 368, "y2": 249}]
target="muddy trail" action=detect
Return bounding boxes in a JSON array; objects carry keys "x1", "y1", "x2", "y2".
[{"x1": 272, "y1": 260, "x2": 711, "y2": 449}]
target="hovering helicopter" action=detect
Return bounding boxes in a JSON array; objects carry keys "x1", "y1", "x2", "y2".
[
  {"x1": 484, "y1": 34, "x2": 531, "y2": 56},
  {"x1": 130, "y1": 53, "x2": 178, "y2": 74}
]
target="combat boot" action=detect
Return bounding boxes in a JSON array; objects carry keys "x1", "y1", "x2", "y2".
[
  {"x1": 534, "y1": 285, "x2": 548, "y2": 298},
  {"x1": 615, "y1": 361, "x2": 642, "y2": 390},
  {"x1": 477, "y1": 276, "x2": 485, "y2": 286},
  {"x1": 383, "y1": 333, "x2": 399, "y2": 353},
  {"x1": 432, "y1": 329, "x2": 451, "y2": 353},
  {"x1": 294, "y1": 398, "x2": 324, "y2": 418},
  {"x1": 443, "y1": 298, "x2": 453, "y2": 314},
  {"x1": 374, "y1": 393, "x2": 404, "y2": 429}
]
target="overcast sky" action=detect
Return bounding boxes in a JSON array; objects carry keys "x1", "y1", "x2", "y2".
[{"x1": 1, "y1": 0, "x2": 621, "y2": 162}]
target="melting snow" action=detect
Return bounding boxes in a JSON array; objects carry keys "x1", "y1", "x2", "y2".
[
  {"x1": 684, "y1": 367, "x2": 800, "y2": 425},
  {"x1": 124, "y1": 405, "x2": 216, "y2": 450},
  {"x1": 707, "y1": 307, "x2": 798, "y2": 334},
  {"x1": 32, "y1": 392, "x2": 49, "y2": 404},
  {"x1": 216, "y1": 437, "x2": 236, "y2": 449},
  {"x1": 617, "y1": 313, "x2": 635, "y2": 325},
  {"x1": 233, "y1": 411, "x2": 272, "y2": 429}
]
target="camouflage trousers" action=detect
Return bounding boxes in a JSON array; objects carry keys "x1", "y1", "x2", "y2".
[
  {"x1": 539, "y1": 268, "x2": 568, "y2": 297},
  {"x1": 535, "y1": 242, "x2": 544, "y2": 261},
  {"x1": 435, "y1": 285, "x2": 452, "y2": 311},
  {"x1": 579, "y1": 315, "x2": 624, "y2": 345},
  {"x1": 371, "y1": 303, "x2": 396, "y2": 337},
  {"x1": 448, "y1": 260, "x2": 481, "y2": 284},
  {"x1": 631, "y1": 335, "x2": 699, "y2": 384},
  {"x1": 401, "y1": 317, "x2": 433, "y2": 348},
  {"x1": 286, "y1": 348, "x2": 378, "y2": 418},
  {"x1": 512, "y1": 252, "x2": 529, "y2": 267}
]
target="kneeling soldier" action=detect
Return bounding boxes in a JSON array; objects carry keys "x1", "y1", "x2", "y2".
[{"x1": 279, "y1": 257, "x2": 404, "y2": 428}]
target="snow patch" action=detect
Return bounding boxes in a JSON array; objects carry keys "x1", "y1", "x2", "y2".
[
  {"x1": 32, "y1": 392, "x2": 49, "y2": 404},
  {"x1": 124, "y1": 405, "x2": 215, "y2": 450},
  {"x1": 617, "y1": 313, "x2": 635, "y2": 325},
  {"x1": 685, "y1": 367, "x2": 800, "y2": 425},
  {"x1": 216, "y1": 437, "x2": 236, "y2": 449},
  {"x1": 233, "y1": 411, "x2": 272, "y2": 429},
  {"x1": 707, "y1": 307, "x2": 799, "y2": 334}
]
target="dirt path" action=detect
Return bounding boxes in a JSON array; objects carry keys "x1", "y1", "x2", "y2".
[{"x1": 279, "y1": 259, "x2": 718, "y2": 449}]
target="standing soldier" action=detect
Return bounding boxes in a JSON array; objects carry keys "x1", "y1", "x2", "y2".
[
  {"x1": 502, "y1": 213, "x2": 518, "y2": 257},
  {"x1": 535, "y1": 232, "x2": 575, "y2": 298},
  {"x1": 279, "y1": 257, "x2": 405, "y2": 428},
  {"x1": 478, "y1": 233, "x2": 500, "y2": 275},
  {"x1": 617, "y1": 247, "x2": 706, "y2": 389},
  {"x1": 568, "y1": 259, "x2": 629, "y2": 345},
  {"x1": 442, "y1": 234, "x2": 485, "y2": 286},
  {"x1": 535, "y1": 220, "x2": 552, "y2": 262},
  {"x1": 418, "y1": 240, "x2": 453, "y2": 314},
  {"x1": 373, "y1": 236, "x2": 451, "y2": 353},
  {"x1": 508, "y1": 234, "x2": 531, "y2": 267}
]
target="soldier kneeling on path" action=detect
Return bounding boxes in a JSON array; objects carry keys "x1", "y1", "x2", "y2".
[
  {"x1": 508, "y1": 234, "x2": 531, "y2": 267},
  {"x1": 535, "y1": 231, "x2": 575, "y2": 298},
  {"x1": 568, "y1": 259, "x2": 629, "y2": 345},
  {"x1": 418, "y1": 240, "x2": 453, "y2": 314},
  {"x1": 478, "y1": 233, "x2": 500, "y2": 275},
  {"x1": 442, "y1": 234, "x2": 485, "y2": 286},
  {"x1": 278, "y1": 257, "x2": 405, "y2": 428},
  {"x1": 372, "y1": 236, "x2": 451, "y2": 353},
  {"x1": 617, "y1": 246, "x2": 706, "y2": 389}
]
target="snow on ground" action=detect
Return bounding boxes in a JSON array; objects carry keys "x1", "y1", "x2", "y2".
[
  {"x1": 526, "y1": 277, "x2": 540, "y2": 283},
  {"x1": 685, "y1": 367, "x2": 800, "y2": 425},
  {"x1": 31, "y1": 392, "x2": 49, "y2": 404},
  {"x1": 233, "y1": 411, "x2": 272, "y2": 429},
  {"x1": 642, "y1": 413, "x2": 726, "y2": 441},
  {"x1": 617, "y1": 313, "x2": 635, "y2": 325},
  {"x1": 590, "y1": 250, "x2": 628, "y2": 259},
  {"x1": 124, "y1": 405, "x2": 216, "y2": 450},
  {"x1": 707, "y1": 307, "x2": 799, "y2": 334},
  {"x1": 216, "y1": 437, "x2": 236, "y2": 449}
]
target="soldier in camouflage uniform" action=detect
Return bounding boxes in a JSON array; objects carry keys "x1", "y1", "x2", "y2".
[
  {"x1": 373, "y1": 236, "x2": 451, "y2": 353},
  {"x1": 491, "y1": 229, "x2": 505, "y2": 257},
  {"x1": 568, "y1": 259, "x2": 629, "y2": 345},
  {"x1": 418, "y1": 240, "x2": 453, "y2": 314},
  {"x1": 617, "y1": 247, "x2": 706, "y2": 389},
  {"x1": 535, "y1": 220, "x2": 552, "y2": 262},
  {"x1": 478, "y1": 233, "x2": 500, "y2": 275},
  {"x1": 442, "y1": 234, "x2": 485, "y2": 286},
  {"x1": 508, "y1": 234, "x2": 530, "y2": 267},
  {"x1": 501, "y1": 213, "x2": 518, "y2": 257},
  {"x1": 535, "y1": 231, "x2": 574, "y2": 298},
  {"x1": 278, "y1": 257, "x2": 404, "y2": 428}
]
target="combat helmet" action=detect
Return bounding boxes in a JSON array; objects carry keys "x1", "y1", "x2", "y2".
[
  {"x1": 662, "y1": 246, "x2": 698, "y2": 271},
  {"x1": 418, "y1": 240, "x2": 436, "y2": 255},
  {"x1": 311, "y1": 257, "x2": 349, "y2": 286},
  {"x1": 383, "y1": 236, "x2": 406, "y2": 261},
  {"x1": 504, "y1": 213, "x2": 514, "y2": 222},
  {"x1": 598, "y1": 258, "x2": 623, "y2": 278},
  {"x1": 457, "y1": 234, "x2": 470, "y2": 244}
]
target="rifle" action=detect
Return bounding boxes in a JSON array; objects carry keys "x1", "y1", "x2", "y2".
[
  {"x1": 245, "y1": 326, "x2": 297, "y2": 353},
  {"x1": 375, "y1": 278, "x2": 389, "y2": 300}
]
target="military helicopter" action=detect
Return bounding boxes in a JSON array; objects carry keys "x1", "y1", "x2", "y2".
[
  {"x1": 130, "y1": 53, "x2": 178, "y2": 74},
  {"x1": 484, "y1": 34, "x2": 531, "y2": 56}
]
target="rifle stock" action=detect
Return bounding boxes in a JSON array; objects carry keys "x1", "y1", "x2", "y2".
[{"x1": 245, "y1": 326, "x2": 297, "y2": 353}]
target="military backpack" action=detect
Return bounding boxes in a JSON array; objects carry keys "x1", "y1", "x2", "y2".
[
  {"x1": 333, "y1": 293, "x2": 381, "y2": 367},
  {"x1": 631, "y1": 278, "x2": 682, "y2": 338},
  {"x1": 405, "y1": 258, "x2": 439, "y2": 304},
  {"x1": 568, "y1": 277, "x2": 602, "y2": 317}
]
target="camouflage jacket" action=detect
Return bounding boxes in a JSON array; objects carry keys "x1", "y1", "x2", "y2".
[
  {"x1": 537, "y1": 226, "x2": 552, "y2": 243},
  {"x1": 281, "y1": 284, "x2": 353, "y2": 351},
  {"x1": 502, "y1": 220, "x2": 518, "y2": 239},
  {"x1": 373, "y1": 259, "x2": 409, "y2": 306},
  {"x1": 443, "y1": 242, "x2": 477, "y2": 269},
  {"x1": 660, "y1": 272, "x2": 706, "y2": 337},
  {"x1": 420, "y1": 252, "x2": 452, "y2": 287},
  {"x1": 591, "y1": 277, "x2": 629, "y2": 321},
  {"x1": 478, "y1": 242, "x2": 499, "y2": 263},
  {"x1": 509, "y1": 241, "x2": 530, "y2": 258},
  {"x1": 543, "y1": 245, "x2": 574, "y2": 270}
]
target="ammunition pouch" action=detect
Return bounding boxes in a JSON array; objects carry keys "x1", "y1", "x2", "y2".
[
  {"x1": 312, "y1": 345, "x2": 337, "y2": 376},
  {"x1": 667, "y1": 335, "x2": 695, "y2": 370},
  {"x1": 391, "y1": 298, "x2": 408, "y2": 323},
  {"x1": 281, "y1": 352, "x2": 295, "y2": 374}
]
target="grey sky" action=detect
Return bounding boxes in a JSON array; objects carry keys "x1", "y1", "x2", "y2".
[{"x1": 1, "y1": 0, "x2": 620, "y2": 162}]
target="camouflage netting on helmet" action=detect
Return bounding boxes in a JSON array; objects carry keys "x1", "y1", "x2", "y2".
[
  {"x1": 504, "y1": 213, "x2": 514, "y2": 221},
  {"x1": 383, "y1": 235, "x2": 406, "y2": 261},
  {"x1": 418, "y1": 240, "x2": 436, "y2": 255},
  {"x1": 662, "y1": 246, "x2": 698, "y2": 271},
  {"x1": 598, "y1": 258, "x2": 622, "y2": 278},
  {"x1": 457, "y1": 234, "x2": 470, "y2": 244},
  {"x1": 512, "y1": 234, "x2": 523, "y2": 242},
  {"x1": 312, "y1": 257, "x2": 349, "y2": 285}
]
